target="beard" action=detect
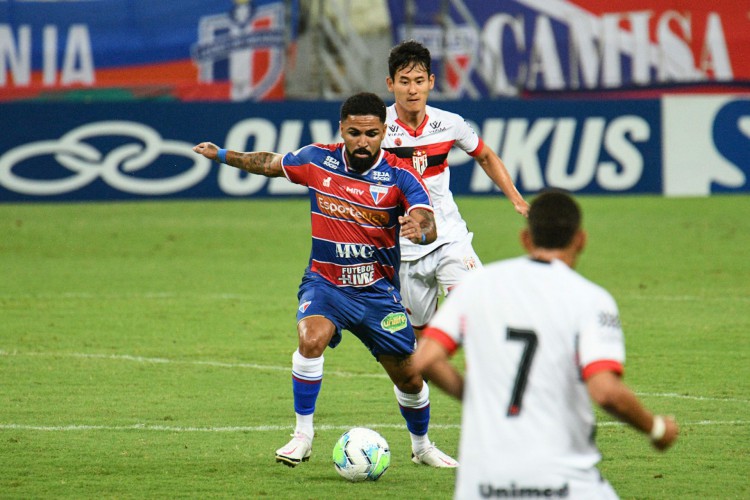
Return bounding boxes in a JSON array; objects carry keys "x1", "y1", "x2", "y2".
[{"x1": 346, "y1": 148, "x2": 377, "y2": 173}]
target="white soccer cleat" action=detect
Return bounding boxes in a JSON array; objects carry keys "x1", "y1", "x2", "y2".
[
  {"x1": 411, "y1": 443, "x2": 459, "y2": 468},
  {"x1": 275, "y1": 431, "x2": 313, "y2": 467}
]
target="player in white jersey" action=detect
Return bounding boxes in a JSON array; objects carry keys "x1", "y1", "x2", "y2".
[
  {"x1": 383, "y1": 40, "x2": 528, "y2": 334},
  {"x1": 412, "y1": 191, "x2": 679, "y2": 499}
]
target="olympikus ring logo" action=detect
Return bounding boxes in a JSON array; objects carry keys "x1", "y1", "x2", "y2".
[
  {"x1": 316, "y1": 193, "x2": 390, "y2": 226},
  {"x1": 380, "y1": 312, "x2": 407, "y2": 333},
  {"x1": 0, "y1": 121, "x2": 210, "y2": 196}
]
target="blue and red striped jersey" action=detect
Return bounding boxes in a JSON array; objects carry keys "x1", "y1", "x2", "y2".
[{"x1": 281, "y1": 143, "x2": 433, "y2": 293}]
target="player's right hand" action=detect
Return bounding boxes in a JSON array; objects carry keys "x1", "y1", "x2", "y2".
[
  {"x1": 192, "y1": 142, "x2": 219, "y2": 161},
  {"x1": 652, "y1": 416, "x2": 679, "y2": 451}
]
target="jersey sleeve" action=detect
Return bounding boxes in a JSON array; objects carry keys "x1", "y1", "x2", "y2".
[
  {"x1": 280, "y1": 145, "x2": 313, "y2": 186},
  {"x1": 454, "y1": 116, "x2": 484, "y2": 157},
  {"x1": 578, "y1": 289, "x2": 626, "y2": 380},
  {"x1": 397, "y1": 166, "x2": 433, "y2": 215}
]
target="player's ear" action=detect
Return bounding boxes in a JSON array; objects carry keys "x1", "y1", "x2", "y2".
[
  {"x1": 386, "y1": 77, "x2": 394, "y2": 92},
  {"x1": 520, "y1": 228, "x2": 533, "y2": 252},
  {"x1": 573, "y1": 229, "x2": 587, "y2": 254},
  {"x1": 428, "y1": 73, "x2": 435, "y2": 89}
]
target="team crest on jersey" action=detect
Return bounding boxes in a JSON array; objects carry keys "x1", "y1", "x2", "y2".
[
  {"x1": 394, "y1": 138, "x2": 402, "y2": 146},
  {"x1": 412, "y1": 149, "x2": 428, "y2": 175},
  {"x1": 298, "y1": 300, "x2": 311, "y2": 313},
  {"x1": 370, "y1": 185, "x2": 389, "y2": 205},
  {"x1": 463, "y1": 256, "x2": 477, "y2": 270}
]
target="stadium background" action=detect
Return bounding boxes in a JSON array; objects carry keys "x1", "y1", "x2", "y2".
[
  {"x1": 0, "y1": 0, "x2": 748, "y2": 202},
  {"x1": 1, "y1": 3, "x2": 748, "y2": 498}
]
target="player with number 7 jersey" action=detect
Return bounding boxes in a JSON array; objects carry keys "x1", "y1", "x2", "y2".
[{"x1": 413, "y1": 191, "x2": 678, "y2": 499}]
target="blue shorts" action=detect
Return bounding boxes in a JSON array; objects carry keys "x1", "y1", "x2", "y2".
[{"x1": 296, "y1": 272, "x2": 416, "y2": 359}]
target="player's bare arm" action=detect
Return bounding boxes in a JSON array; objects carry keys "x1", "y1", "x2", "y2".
[
  {"x1": 398, "y1": 208, "x2": 436, "y2": 245},
  {"x1": 412, "y1": 336, "x2": 464, "y2": 400},
  {"x1": 475, "y1": 147, "x2": 529, "y2": 217},
  {"x1": 586, "y1": 370, "x2": 679, "y2": 451},
  {"x1": 193, "y1": 142, "x2": 284, "y2": 177}
]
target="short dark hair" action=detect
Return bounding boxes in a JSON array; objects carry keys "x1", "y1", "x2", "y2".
[
  {"x1": 340, "y1": 92, "x2": 387, "y2": 123},
  {"x1": 528, "y1": 190, "x2": 582, "y2": 249},
  {"x1": 388, "y1": 40, "x2": 431, "y2": 79}
]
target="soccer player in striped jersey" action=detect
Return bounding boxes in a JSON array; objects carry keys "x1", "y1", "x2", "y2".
[
  {"x1": 383, "y1": 40, "x2": 529, "y2": 338},
  {"x1": 193, "y1": 92, "x2": 458, "y2": 469},
  {"x1": 412, "y1": 191, "x2": 679, "y2": 499}
]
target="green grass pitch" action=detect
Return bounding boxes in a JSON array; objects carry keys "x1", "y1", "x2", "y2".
[{"x1": 1, "y1": 195, "x2": 748, "y2": 499}]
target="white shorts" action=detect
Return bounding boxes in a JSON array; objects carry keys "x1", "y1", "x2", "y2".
[{"x1": 398, "y1": 232, "x2": 482, "y2": 328}]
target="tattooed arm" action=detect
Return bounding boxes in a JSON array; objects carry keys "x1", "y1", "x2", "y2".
[
  {"x1": 398, "y1": 208, "x2": 437, "y2": 245},
  {"x1": 192, "y1": 142, "x2": 284, "y2": 178}
]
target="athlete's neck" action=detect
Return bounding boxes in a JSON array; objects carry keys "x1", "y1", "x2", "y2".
[
  {"x1": 394, "y1": 103, "x2": 427, "y2": 131},
  {"x1": 528, "y1": 249, "x2": 577, "y2": 269}
]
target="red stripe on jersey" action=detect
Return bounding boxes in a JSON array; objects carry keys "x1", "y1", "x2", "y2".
[
  {"x1": 395, "y1": 115, "x2": 429, "y2": 137},
  {"x1": 311, "y1": 260, "x2": 395, "y2": 288},
  {"x1": 422, "y1": 327, "x2": 459, "y2": 356},
  {"x1": 312, "y1": 213, "x2": 397, "y2": 248},
  {"x1": 581, "y1": 360, "x2": 624, "y2": 381},
  {"x1": 470, "y1": 137, "x2": 485, "y2": 157}
]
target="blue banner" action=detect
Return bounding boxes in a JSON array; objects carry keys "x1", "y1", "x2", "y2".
[
  {"x1": 0, "y1": 0, "x2": 297, "y2": 101},
  {"x1": 1, "y1": 97, "x2": 748, "y2": 202}
]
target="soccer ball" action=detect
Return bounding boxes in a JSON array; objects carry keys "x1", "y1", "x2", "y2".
[{"x1": 332, "y1": 427, "x2": 391, "y2": 482}]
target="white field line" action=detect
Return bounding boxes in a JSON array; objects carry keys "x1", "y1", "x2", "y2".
[
  {"x1": 1, "y1": 291, "x2": 748, "y2": 303},
  {"x1": 2, "y1": 350, "x2": 748, "y2": 404},
  {"x1": 0, "y1": 420, "x2": 746, "y2": 434}
]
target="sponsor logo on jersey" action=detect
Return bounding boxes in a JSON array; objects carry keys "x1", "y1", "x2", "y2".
[
  {"x1": 339, "y1": 263, "x2": 375, "y2": 286},
  {"x1": 388, "y1": 125, "x2": 399, "y2": 133},
  {"x1": 478, "y1": 482, "x2": 569, "y2": 498},
  {"x1": 371, "y1": 171, "x2": 391, "y2": 181},
  {"x1": 298, "y1": 300, "x2": 311, "y2": 313},
  {"x1": 335, "y1": 243, "x2": 374, "y2": 259},
  {"x1": 322, "y1": 177, "x2": 332, "y2": 187},
  {"x1": 369, "y1": 185, "x2": 389, "y2": 205},
  {"x1": 380, "y1": 312, "x2": 407, "y2": 333},
  {"x1": 345, "y1": 186, "x2": 364, "y2": 196},
  {"x1": 427, "y1": 120, "x2": 448, "y2": 134},
  {"x1": 598, "y1": 311, "x2": 621, "y2": 329},
  {"x1": 316, "y1": 193, "x2": 389, "y2": 226},
  {"x1": 323, "y1": 156, "x2": 340, "y2": 170}
]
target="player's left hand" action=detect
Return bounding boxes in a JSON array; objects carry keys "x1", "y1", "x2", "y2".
[
  {"x1": 516, "y1": 199, "x2": 530, "y2": 218},
  {"x1": 398, "y1": 215, "x2": 423, "y2": 244}
]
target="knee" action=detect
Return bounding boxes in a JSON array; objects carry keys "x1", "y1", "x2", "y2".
[
  {"x1": 298, "y1": 336, "x2": 327, "y2": 358},
  {"x1": 395, "y1": 377, "x2": 423, "y2": 395},
  {"x1": 297, "y1": 318, "x2": 335, "y2": 358}
]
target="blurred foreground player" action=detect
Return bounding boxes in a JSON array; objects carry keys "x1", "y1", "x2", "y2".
[{"x1": 412, "y1": 190, "x2": 678, "y2": 498}]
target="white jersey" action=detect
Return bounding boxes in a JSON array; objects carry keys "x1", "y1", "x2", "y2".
[
  {"x1": 383, "y1": 104, "x2": 483, "y2": 261},
  {"x1": 424, "y1": 257, "x2": 626, "y2": 499}
]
